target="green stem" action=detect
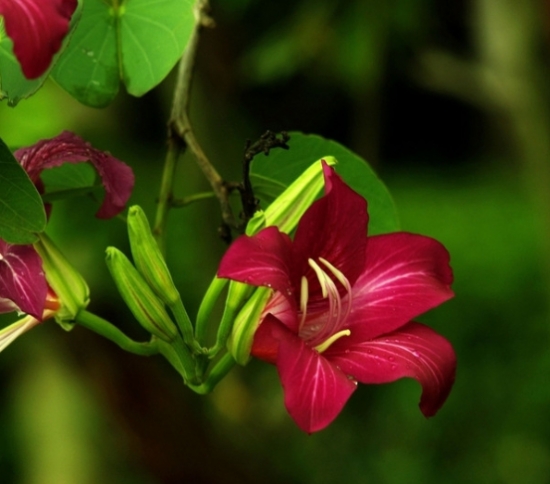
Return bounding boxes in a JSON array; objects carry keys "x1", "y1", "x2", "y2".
[
  {"x1": 188, "y1": 352, "x2": 236, "y2": 394},
  {"x1": 205, "y1": 281, "x2": 253, "y2": 358},
  {"x1": 195, "y1": 276, "x2": 228, "y2": 345},
  {"x1": 172, "y1": 336, "x2": 200, "y2": 384},
  {"x1": 153, "y1": 139, "x2": 181, "y2": 253},
  {"x1": 76, "y1": 309, "x2": 159, "y2": 356},
  {"x1": 156, "y1": 337, "x2": 200, "y2": 385}
]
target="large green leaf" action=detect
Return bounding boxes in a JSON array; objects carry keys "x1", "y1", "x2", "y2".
[
  {"x1": 250, "y1": 133, "x2": 399, "y2": 235},
  {"x1": 52, "y1": 0, "x2": 196, "y2": 107},
  {"x1": 0, "y1": 139, "x2": 46, "y2": 244}
]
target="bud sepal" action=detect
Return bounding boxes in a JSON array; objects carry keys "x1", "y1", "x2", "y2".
[
  {"x1": 127, "y1": 205, "x2": 180, "y2": 306},
  {"x1": 34, "y1": 233, "x2": 90, "y2": 328}
]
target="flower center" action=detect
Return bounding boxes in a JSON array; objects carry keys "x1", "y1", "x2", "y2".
[{"x1": 298, "y1": 257, "x2": 352, "y2": 346}]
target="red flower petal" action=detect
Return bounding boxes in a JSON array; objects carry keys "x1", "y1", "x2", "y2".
[
  {"x1": 326, "y1": 322, "x2": 456, "y2": 417},
  {"x1": 291, "y1": 163, "x2": 368, "y2": 298},
  {"x1": 14, "y1": 131, "x2": 134, "y2": 219},
  {"x1": 0, "y1": 240, "x2": 47, "y2": 319},
  {"x1": 218, "y1": 226, "x2": 295, "y2": 296},
  {"x1": 347, "y1": 232, "x2": 454, "y2": 340},
  {"x1": 275, "y1": 324, "x2": 357, "y2": 432},
  {"x1": 0, "y1": 0, "x2": 77, "y2": 79},
  {"x1": 251, "y1": 313, "x2": 286, "y2": 364}
]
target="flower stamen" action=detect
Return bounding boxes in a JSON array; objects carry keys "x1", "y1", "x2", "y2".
[
  {"x1": 319, "y1": 256, "x2": 353, "y2": 322},
  {"x1": 298, "y1": 276, "x2": 309, "y2": 331},
  {"x1": 314, "y1": 329, "x2": 351, "y2": 353},
  {"x1": 308, "y1": 258, "x2": 343, "y2": 341},
  {"x1": 308, "y1": 258, "x2": 328, "y2": 298}
]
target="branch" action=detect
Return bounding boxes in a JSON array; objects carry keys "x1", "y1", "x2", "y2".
[
  {"x1": 240, "y1": 130, "x2": 290, "y2": 220},
  {"x1": 167, "y1": 1, "x2": 236, "y2": 231},
  {"x1": 154, "y1": 0, "x2": 220, "y2": 249}
]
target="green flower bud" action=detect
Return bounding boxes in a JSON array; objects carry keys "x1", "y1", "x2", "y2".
[
  {"x1": 227, "y1": 286, "x2": 272, "y2": 365},
  {"x1": 105, "y1": 247, "x2": 178, "y2": 342},
  {"x1": 127, "y1": 205, "x2": 180, "y2": 306},
  {"x1": 247, "y1": 156, "x2": 337, "y2": 236},
  {"x1": 34, "y1": 233, "x2": 90, "y2": 327}
]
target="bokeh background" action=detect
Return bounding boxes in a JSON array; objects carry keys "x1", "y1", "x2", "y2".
[{"x1": 1, "y1": 0, "x2": 550, "y2": 482}]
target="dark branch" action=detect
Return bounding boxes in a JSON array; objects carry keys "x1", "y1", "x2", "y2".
[{"x1": 239, "y1": 131, "x2": 290, "y2": 221}]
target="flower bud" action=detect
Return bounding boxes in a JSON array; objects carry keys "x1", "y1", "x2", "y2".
[
  {"x1": 247, "y1": 156, "x2": 337, "y2": 236},
  {"x1": 105, "y1": 247, "x2": 178, "y2": 342},
  {"x1": 127, "y1": 205, "x2": 180, "y2": 306},
  {"x1": 34, "y1": 233, "x2": 90, "y2": 326},
  {"x1": 227, "y1": 286, "x2": 272, "y2": 365}
]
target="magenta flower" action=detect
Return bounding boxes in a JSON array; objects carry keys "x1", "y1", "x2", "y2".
[
  {"x1": 0, "y1": 132, "x2": 134, "y2": 321},
  {"x1": 218, "y1": 162, "x2": 456, "y2": 433},
  {"x1": 0, "y1": 0, "x2": 77, "y2": 79}
]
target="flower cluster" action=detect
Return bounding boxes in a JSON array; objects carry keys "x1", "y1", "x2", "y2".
[{"x1": 219, "y1": 162, "x2": 456, "y2": 433}]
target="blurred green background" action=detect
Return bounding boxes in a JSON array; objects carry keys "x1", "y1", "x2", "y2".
[{"x1": 2, "y1": 0, "x2": 550, "y2": 482}]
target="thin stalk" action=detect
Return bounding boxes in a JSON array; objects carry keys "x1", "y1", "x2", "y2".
[
  {"x1": 195, "y1": 276, "x2": 228, "y2": 345},
  {"x1": 76, "y1": 309, "x2": 159, "y2": 356}
]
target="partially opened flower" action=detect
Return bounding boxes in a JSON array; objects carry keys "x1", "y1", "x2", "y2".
[
  {"x1": 0, "y1": 0, "x2": 78, "y2": 78},
  {"x1": 0, "y1": 132, "x2": 134, "y2": 351},
  {"x1": 218, "y1": 162, "x2": 456, "y2": 433}
]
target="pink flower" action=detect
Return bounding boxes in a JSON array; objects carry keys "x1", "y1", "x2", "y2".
[
  {"x1": 218, "y1": 162, "x2": 456, "y2": 433},
  {"x1": 0, "y1": 0, "x2": 77, "y2": 79},
  {"x1": 0, "y1": 132, "x2": 133, "y2": 320}
]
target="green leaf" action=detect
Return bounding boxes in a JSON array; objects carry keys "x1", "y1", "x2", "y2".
[
  {"x1": 0, "y1": 31, "x2": 48, "y2": 106},
  {"x1": 52, "y1": 0, "x2": 196, "y2": 107},
  {"x1": 40, "y1": 162, "x2": 97, "y2": 192},
  {"x1": 250, "y1": 133, "x2": 400, "y2": 235},
  {"x1": 40, "y1": 163, "x2": 101, "y2": 203},
  {"x1": 0, "y1": 138, "x2": 46, "y2": 244}
]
